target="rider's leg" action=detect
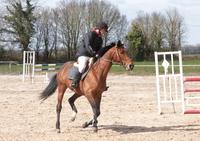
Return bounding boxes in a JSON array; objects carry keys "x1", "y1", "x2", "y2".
[
  {"x1": 78, "y1": 56, "x2": 90, "y2": 73},
  {"x1": 71, "y1": 56, "x2": 89, "y2": 88}
]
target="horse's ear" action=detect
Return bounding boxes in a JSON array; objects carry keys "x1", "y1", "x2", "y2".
[
  {"x1": 117, "y1": 40, "x2": 123, "y2": 47},
  {"x1": 110, "y1": 42, "x2": 116, "y2": 47}
]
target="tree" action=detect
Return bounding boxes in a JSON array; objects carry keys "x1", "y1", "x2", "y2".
[
  {"x1": 164, "y1": 8, "x2": 185, "y2": 51},
  {"x1": 0, "y1": 0, "x2": 36, "y2": 51},
  {"x1": 59, "y1": 0, "x2": 85, "y2": 60},
  {"x1": 31, "y1": 0, "x2": 129, "y2": 61},
  {"x1": 86, "y1": 0, "x2": 128, "y2": 45},
  {"x1": 127, "y1": 23, "x2": 144, "y2": 61},
  {"x1": 150, "y1": 12, "x2": 165, "y2": 50},
  {"x1": 32, "y1": 9, "x2": 43, "y2": 61},
  {"x1": 33, "y1": 7, "x2": 60, "y2": 62},
  {"x1": 127, "y1": 9, "x2": 185, "y2": 60}
]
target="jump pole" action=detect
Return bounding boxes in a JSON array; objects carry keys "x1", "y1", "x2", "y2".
[{"x1": 184, "y1": 76, "x2": 200, "y2": 114}]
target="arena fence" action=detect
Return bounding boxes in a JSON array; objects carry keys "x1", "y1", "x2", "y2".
[
  {"x1": 22, "y1": 51, "x2": 62, "y2": 83},
  {"x1": 23, "y1": 51, "x2": 35, "y2": 83},
  {"x1": 155, "y1": 51, "x2": 200, "y2": 114}
]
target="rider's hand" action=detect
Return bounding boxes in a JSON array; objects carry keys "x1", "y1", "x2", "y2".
[
  {"x1": 95, "y1": 54, "x2": 99, "y2": 58},
  {"x1": 93, "y1": 55, "x2": 98, "y2": 62}
]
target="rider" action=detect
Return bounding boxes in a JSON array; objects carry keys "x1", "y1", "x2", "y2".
[{"x1": 71, "y1": 22, "x2": 108, "y2": 88}]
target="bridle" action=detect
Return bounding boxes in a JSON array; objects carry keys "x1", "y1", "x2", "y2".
[{"x1": 101, "y1": 47, "x2": 124, "y2": 66}]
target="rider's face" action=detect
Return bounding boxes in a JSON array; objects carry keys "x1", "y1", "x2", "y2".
[{"x1": 100, "y1": 28, "x2": 107, "y2": 36}]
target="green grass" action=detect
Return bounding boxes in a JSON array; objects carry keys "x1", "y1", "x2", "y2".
[
  {"x1": 110, "y1": 60, "x2": 200, "y2": 75},
  {"x1": 0, "y1": 64, "x2": 22, "y2": 74},
  {"x1": 0, "y1": 60, "x2": 199, "y2": 75}
]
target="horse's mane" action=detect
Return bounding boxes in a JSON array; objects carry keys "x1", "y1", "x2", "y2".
[
  {"x1": 97, "y1": 40, "x2": 124, "y2": 58},
  {"x1": 97, "y1": 43, "x2": 116, "y2": 58}
]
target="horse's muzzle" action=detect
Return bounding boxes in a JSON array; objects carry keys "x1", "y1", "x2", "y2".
[{"x1": 126, "y1": 64, "x2": 134, "y2": 71}]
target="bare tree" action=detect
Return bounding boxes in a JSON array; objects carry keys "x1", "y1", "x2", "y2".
[
  {"x1": 150, "y1": 12, "x2": 165, "y2": 49},
  {"x1": 33, "y1": 8, "x2": 60, "y2": 61},
  {"x1": 86, "y1": 0, "x2": 128, "y2": 45},
  {"x1": 129, "y1": 9, "x2": 185, "y2": 60},
  {"x1": 58, "y1": 0, "x2": 85, "y2": 60},
  {"x1": 51, "y1": 9, "x2": 59, "y2": 60},
  {"x1": 31, "y1": 0, "x2": 129, "y2": 61},
  {"x1": 114, "y1": 15, "x2": 128, "y2": 41},
  {"x1": 133, "y1": 12, "x2": 152, "y2": 59},
  {"x1": 40, "y1": 9, "x2": 51, "y2": 61},
  {"x1": 164, "y1": 8, "x2": 185, "y2": 51},
  {"x1": 32, "y1": 9, "x2": 43, "y2": 61}
]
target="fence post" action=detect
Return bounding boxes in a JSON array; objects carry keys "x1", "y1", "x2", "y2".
[
  {"x1": 154, "y1": 51, "x2": 184, "y2": 114},
  {"x1": 22, "y1": 51, "x2": 35, "y2": 83}
]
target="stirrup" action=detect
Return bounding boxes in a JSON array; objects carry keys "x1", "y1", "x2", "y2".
[{"x1": 71, "y1": 80, "x2": 79, "y2": 88}]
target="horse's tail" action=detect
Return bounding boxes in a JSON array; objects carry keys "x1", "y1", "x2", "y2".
[{"x1": 40, "y1": 73, "x2": 58, "y2": 101}]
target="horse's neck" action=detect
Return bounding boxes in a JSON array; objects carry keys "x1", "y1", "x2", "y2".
[
  {"x1": 100, "y1": 59, "x2": 112, "y2": 76},
  {"x1": 92, "y1": 55, "x2": 112, "y2": 79}
]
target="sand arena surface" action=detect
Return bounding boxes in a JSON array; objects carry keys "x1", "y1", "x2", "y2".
[{"x1": 0, "y1": 75, "x2": 200, "y2": 141}]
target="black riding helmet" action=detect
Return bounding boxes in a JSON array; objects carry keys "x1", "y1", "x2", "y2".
[{"x1": 96, "y1": 22, "x2": 108, "y2": 32}]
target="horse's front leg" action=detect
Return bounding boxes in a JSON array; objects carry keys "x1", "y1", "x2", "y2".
[
  {"x1": 82, "y1": 106, "x2": 100, "y2": 132},
  {"x1": 91, "y1": 103, "x2": 100, "y2": 132},
  {"x1": 83, "y1": 94, "x2": 101, "y2": 132},
  {"x1": 82, "y1": 119, "x2": 93, "y2": 128}
]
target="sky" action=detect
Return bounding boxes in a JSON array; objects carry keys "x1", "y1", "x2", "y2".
[{"x1": 39, "y1": 0, "x2": 200, "y2": 45}]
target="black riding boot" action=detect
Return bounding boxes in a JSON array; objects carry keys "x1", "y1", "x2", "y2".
[{"x1": 71, "y1": 72, "x2": 82, "y2": 88}]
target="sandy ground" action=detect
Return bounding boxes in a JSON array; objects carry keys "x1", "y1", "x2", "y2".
[{"x1": 0, "y1": 74, "x2": 200, "y2": 141}]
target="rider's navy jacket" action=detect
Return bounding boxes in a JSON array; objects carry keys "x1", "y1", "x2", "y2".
[{"x1": 76, "y1": 29, "x2": 103, "y2": 58}]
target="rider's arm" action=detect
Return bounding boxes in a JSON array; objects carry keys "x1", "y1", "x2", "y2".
[{"x1": 83, "y1": 32, "x2": 97, "y2": 56}]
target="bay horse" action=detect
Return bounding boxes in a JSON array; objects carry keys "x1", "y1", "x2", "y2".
[{"x1": 40, "y1": 40, "x2": 134, "y2": 133}]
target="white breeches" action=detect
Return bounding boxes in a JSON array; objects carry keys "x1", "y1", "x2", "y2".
[{"x1": 77, "y1": 56, "x2": 94, "y2": 73}]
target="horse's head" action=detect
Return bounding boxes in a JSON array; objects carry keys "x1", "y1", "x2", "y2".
[{"x1": 108, "y1": 40, "x2": 134, "y2": 71}]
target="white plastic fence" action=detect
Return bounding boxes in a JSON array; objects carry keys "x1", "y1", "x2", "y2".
[
  {"x1": 22, "y1": 51, "x2": 35, "y2": 83},
  {"x1": 154, "y1": 51, "x2": 185, "y2": 114}
]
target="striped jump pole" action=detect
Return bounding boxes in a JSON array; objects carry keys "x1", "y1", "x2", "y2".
[
  {"x1": 184, "y1": 77, "x2": 200, "y2": 82},
  {"x1": 184, "y1": 77, "x2": 200, "y2": 114},
  {"x1": 35, "y1": 64, "x2": 60, "y2": 71},
  {"x1": 34, "y1": 63, "x2": 61, "y2": 83}
]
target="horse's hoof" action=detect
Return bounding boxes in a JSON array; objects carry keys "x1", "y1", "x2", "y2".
[
  {"x1": 82, "y1": 122, "x2": 88, "y2": 128},
  {"x1": 93, "y1": 126, "x2": 98, "y2": 133},
  {"x1": 56, "y1": 129, "x2": 61, "y2": 133},
  {"x1": 70, "y1": 117, "x2": 75, "y2": 122}
]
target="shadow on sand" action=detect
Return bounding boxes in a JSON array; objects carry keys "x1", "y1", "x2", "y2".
[{"x1": 98, "y1": 124, "x2": 200, "y2": 134}]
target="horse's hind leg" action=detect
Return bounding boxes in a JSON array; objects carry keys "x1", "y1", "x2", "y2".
[
  {"x1": 56, "y1": 83, "x2": 66, "y2": 133},
  {"x1": 68, "y1": 93, "x2": 81, "y2": 122}
]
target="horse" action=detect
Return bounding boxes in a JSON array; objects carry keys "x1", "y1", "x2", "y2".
[{"x1": 40, "y1": 40, "x2": 134, "y2": 133}]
